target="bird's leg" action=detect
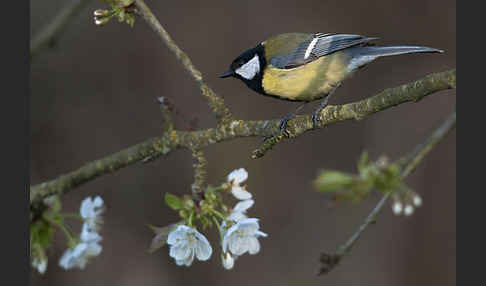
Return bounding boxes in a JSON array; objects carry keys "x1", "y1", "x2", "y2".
[
  {"x1": 312, "y1": 83, "x2": 341, "y2": 127},
  {"x1": 279, "y1": 102, "x2": 308, "y2": 137}
]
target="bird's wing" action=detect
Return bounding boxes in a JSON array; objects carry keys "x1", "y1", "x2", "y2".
[{"x1": 271, "y1": 33, "x2": 378, "y2": 69}]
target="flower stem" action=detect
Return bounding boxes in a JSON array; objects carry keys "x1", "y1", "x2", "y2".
[
  {"x1": 210, "y1": 209, "x2": 226, "y2": 221},
  {"x1": 61, "y1": 213, "x2": 83, "y2": 221},
  {"x1": 43, "y1": 214, "x2": 77, "y2": 246}
]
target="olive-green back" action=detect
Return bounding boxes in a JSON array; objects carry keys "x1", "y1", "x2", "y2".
[{"x1": 261, "y1": 33, "x2": 313, "y2": 63}]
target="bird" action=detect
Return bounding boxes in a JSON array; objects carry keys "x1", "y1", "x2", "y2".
[{"x1": 219, "y1": 33, "x2": 443, "y2": 134}]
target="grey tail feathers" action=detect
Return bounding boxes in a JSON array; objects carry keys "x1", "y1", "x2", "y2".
[
  {"x1": 356, "y1": 45, "x2": 444, "y2": 57},
  {"x1": 347, "y1": 45, "x2": 443, "y2": 71}
]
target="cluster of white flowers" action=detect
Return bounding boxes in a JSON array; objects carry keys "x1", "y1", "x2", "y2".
[
  {"x1": 59, "y1": 196, "x2": 104, "y2": 270},
  {"x1": 166, "y1": 168, "x2": 267, "y2": 270},
  {"x1": 392, "y1": 193, "x2": 422, "y2": 216},
  {"x1": 221, "y1": 169, "x2": 267, "y2": 269}
]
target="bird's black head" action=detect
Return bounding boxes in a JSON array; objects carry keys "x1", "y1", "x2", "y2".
[{"x1": 219, "y1": 44, "x2": 266, "y2": 94}]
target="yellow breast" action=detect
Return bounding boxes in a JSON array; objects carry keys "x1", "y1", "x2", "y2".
[{"x1": 262, "y1": 52, "x2": 349, "y2": 102}]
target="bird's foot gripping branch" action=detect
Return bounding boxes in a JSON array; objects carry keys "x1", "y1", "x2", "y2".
[{"x1": 29, "y1": 0, "x2": 456, "y2": 276}]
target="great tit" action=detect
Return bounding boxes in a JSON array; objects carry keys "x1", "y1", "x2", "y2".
[{"x1": 219, "y1": 33, "x2": 443, "y2": 132}]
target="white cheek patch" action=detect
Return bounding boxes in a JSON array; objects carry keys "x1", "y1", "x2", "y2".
[{"x1": 235, "y1": 55, "x2": 260, "y2": 80}]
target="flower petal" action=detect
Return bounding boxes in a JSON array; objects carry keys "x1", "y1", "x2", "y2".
[
  {"x1": 233, "y1": 199, "x2": 254, "y2": 213},
  {"x1": 247, "y1": 237, "x2": 261, "y2": 254},
  {"x1": 169, "y1": 243, "x2": 191, "y2": 260},
  {"x1": 256, "y1": 230, "x2": 268, "y2": 238},
  {"x1": 222, "y1": 224, "x2": 239, "y2": 253},
  {"x1": 195, "y1": 239, "x2": 212, "y2": 261},
  {"x1": 80, "y1": 196, "x2": 104, "y2": 219},
  {"x1": 59, "y1": 243, "x2": 88, "y2": 270},
  {"x1": 80, "y1": 223, "x2": 102, "y2": 242},
  {"x1": 237, "y1": 218, "x2": 260, "y2": 234},
  {"x1": 227, "y1": 212, "x2": 247, "y2": 222},
  {"x1": 227, "y1": 168, "x2": 248, "y2": 184},
  {"x1": 176, "y1": 249, "x2": 195, "y2": 266},
  {"x1": 167, "y1": 225, "x2": 190, "y2": 245},
  {"x1": 84, "y1": 241, "x2": 102, "y2": 257},
  {"x1": 93, "y1": 196, "x2": 104, "y2": 208},
  {"x1": 80, "y1": 197, "x2": 95, "y2": 219},
  {"x1": 222, "y1": 253, "x2": 235, "y2": 270},
  {"x1": 59, "y1": 248, "x2": 74, "y2": 269},
  {"x1": 229, "y1": 235, "x2": 250, "y2": 256},
  {"x1": 231, "y1": 186, "x2": 252, "y2": 200},
  {"x1": 193, "y1": 231, "x2": 212, "y2": 261}
]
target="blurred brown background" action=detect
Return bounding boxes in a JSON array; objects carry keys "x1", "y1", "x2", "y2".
[{"x1": 30, "y1": 0, "x2": 456, "y2": 285}]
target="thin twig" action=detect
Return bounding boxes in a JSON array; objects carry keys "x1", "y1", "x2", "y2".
[
  {"x1": 31, "y1": 0, "x2": 93, "y2": 58},
  {"x1": 30, "y1": 70, "x2": 456, "y2": 208},
  {"x1": 318, "y1": 110, "x2": 456, "y2": 275},
  {"x1": 134, "y1": 0, "x2": 233, "y2": 124},
  {"x1": 157, "y1": 96, "x2": 174, "y2": 132},
  {"x1": 191, "y1": 149, "x2": 207, "y2": 202},
  {"x1": 400, "y1": 109, "x2": 456, "y2": 178}
]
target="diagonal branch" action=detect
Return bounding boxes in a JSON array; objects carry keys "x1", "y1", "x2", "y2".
[
  {"x1": 134, "y1": 0, "x2": 233, "y2": 124},
  {"x1": 30, "y1": 69, "x2": 455, "y2": 208},
  {"x1": 318, "y1": 109, "x2": 456, "y2": 275},
  {"x1": 31, "y1": 0, "x2": 93, "y2": 58},
  {"x1": 253, "y1": 69, "x2": 456, "y2": 158}
]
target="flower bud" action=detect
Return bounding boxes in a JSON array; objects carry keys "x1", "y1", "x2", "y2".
[
  {"x1": 413, "y1": 195, "x2": 422, "y2": 207},
  {"x1": 392, "y1": 201, "x2": 403, "y2": 215},
  {"x1": 94, "y1": 17, "x2": 110, "y2": 26},
  {"x1": 93, "y1": 9, "x2": 109, "y2": 17},
  {"x1": 404, "y1": 205, "x2": 414, "y2": 216},
  {"x1": 222, "y1": 252, "x2": 235, "y2": 270}
]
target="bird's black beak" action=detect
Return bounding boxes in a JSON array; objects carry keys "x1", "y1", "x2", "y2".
[{"x1": 218, "y1": 69, "x2": 234, "y2": 78}]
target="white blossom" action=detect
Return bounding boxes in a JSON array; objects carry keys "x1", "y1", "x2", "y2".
[
  {"x1": 392, "y1": 201, "x2": 403, "y2": 215},
  {"x1": 80, "y1": 196, "x2": 104, "y2": 233},
  {"x1": 59, "y1": 237, "x2": 102, "y2": 270},
  {"x1": 413, "y1": 195, "x2": 423, "y2": 207},
  {"x1": 227, "y1": 199, "x2": 254, "y2": 222},
  {"x1": 404, "y1": 205, "x2": 415, "y2": 216},
  {"x1": 227, "y1": 168, "x2": 252, "y2": 200},
  {"x1": 221, "y1": 252, "x2": 236, "y2": 270},
  {"x1": 167, "y1": 225, "x2": 212, "y2": 266},
  {"x1": 80, "y1": 223, "x2": 102, "y2": 243},
  {"x1": 222, "y1": 218, "x2": 267, "y2": 256},
  {"x1": 58, "y1": 196, "x2": 105, "y2": 270},
  {"x1": 32, "y1": 256, "x2": 47, "y2": 274}
]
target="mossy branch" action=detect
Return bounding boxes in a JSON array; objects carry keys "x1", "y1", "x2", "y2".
[
  {"x1": 318, "y1": 109, "x2": 456, "y2": 275},
  {"x1": 30, "y1": 69, "x2": 455, "y2": 208}
]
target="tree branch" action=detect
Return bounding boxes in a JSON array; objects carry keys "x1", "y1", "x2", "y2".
[
  {"x1": 133, "y1": 0, "x2": 233, "y2": 124},
  {"x1": 31, "y1": 0, "x2": 93, "y2": 58},
  {"x1": 30, "y1": 69, "x2": 455, "y2": 208},
  {"x1": 318, "y1": 109, "x2": 456, "y2": 275}
]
